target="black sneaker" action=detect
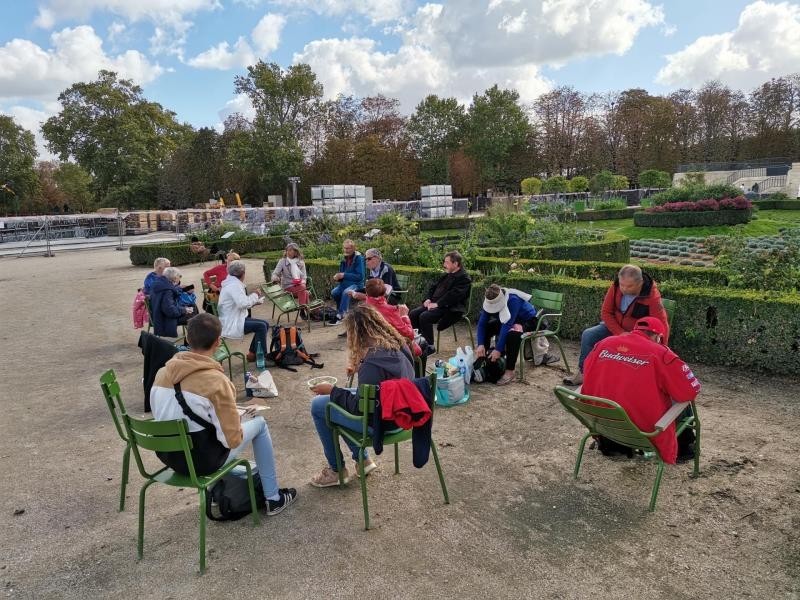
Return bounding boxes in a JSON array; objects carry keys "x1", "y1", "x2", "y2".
[
  {"x1": 422, "y1": 344, "x2": 436, "y2": 358},
  {"x1": 266, "y1": 488, "x2": 297, "y2": 515}
]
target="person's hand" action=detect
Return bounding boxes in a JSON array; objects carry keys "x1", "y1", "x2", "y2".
[
  {"x1": 311, "y1": 383, "x2": 334, "y2": 395},
  {"x1": 271, "y1": 276, "x2": 279, "y2": 283},
  {"x1": 333, "y1": 273, "x2": 344, "y2": 281},
  {"x1": 489, "y1": 349, "x2": 502, "y2": 362},
  {"x1": 427, "y1": 302, "x2": 438, "y2": 310},
  {"x1": 350, "y1": 291, "x2": 366, "y2": 301},
  {"x1": 240, "y1": 406, "x2": 257, "y2": 420},
  {"x1": 475, "y1": 345, "x2": 486, "y2": 358},
  {"x1": 423, "y1": 299, "x2": 431, "y2": 308},
  {"x1": 184, "y1": 307, "x2": 193, "y2": 314},
  {"x1": 397, "y1": 304, "x2": 409, "y2": 317},
  {"x1": 345, "y1": 364, "x2": 355, "y2": 376}
]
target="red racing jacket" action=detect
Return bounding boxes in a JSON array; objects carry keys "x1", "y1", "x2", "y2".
[{"x1": 582, "y1": 330, "x2": 700, "y2": 464}]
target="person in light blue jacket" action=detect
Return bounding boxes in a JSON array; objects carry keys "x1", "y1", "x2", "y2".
[{"x1": 329, "y1": 239, "x2": 365, "y2": 324}]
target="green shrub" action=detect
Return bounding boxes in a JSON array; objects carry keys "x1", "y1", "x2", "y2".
[
  {"x1": 130, "y1": 235, "x2": 287, "y2": 266},
  {"x1": 417, "y1": 217, "x2": 470, "y2": 231},
  {"x1": 634, "y1": 209, "x2": 752, "y2": 227},
  {"x1": 753, "y1": 199, "x2": 800, "y2": 210},
  {"x1": 472, "y1": 207, "x2": 537, "y2": 246},
  {"x1": 638, "y1": 169, "x2": 672, "y2": 188},
  {"x1": 374, "y1": 212, "x2": 418, "y2": 235},
  {"x1": 479, "y1": 232, "x2": 629, "y2": 262},
  {"x1": 590, "y1": 170, "x2": 615, "y2": 194},
  {"x1": 568, "y1": 176, "x2": 589, "y2": 193},
  {"x1": 713, "y1": 236, "x2": 800, "y2": 291},
  {"x1": 612, "y1": 175, "x2": 629, "y2": 190},
  {"x1": 542, "y1": 176, "x2": 569, "y2": 194},
  {"x1": 650, "y1": 183, "x2": 742, "y2": 205},
  {"x1": 521, "y1": 177, "x2": 542, "y2": 195},
  {"x1": 591, "y1": 197, "x2": 627, "y2": 210}
]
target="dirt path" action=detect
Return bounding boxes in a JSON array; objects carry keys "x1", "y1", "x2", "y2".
[{"x1": 1, "y1": 248, "x2": 798, "y2": 599}]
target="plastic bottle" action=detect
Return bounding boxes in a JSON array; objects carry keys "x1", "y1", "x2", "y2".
[
  {"x1": 245, "y1": 370, "x2": 254, "y2": 398},
  {"x1": 256, "y1": 340, "x2": 265, "y2": 369}
]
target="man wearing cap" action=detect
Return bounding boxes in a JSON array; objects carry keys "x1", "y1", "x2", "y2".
[
  {"x1": 475, "y1": 284, "x2": 559, "y2": 386},
  {"x1": 564, "y1": 264, "x2": 669, "y2": 386},
  {"x1": 581, "y1": 316, "x2": 700, "y2": 464},
  {"x1": 348, "y1": 248, "x2": 401, "y2": 303}
]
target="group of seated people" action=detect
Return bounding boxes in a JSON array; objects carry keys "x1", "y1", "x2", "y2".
[{"x1": 144, "y1": 242, "x2": 699, "y2": 514}]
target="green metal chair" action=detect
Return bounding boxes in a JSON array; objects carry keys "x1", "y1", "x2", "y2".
[
  {"x1": 573, "y1": 200, "x2": 586, "y2": 212},
  {"x1": 326, "y1": 373, "x2": 450, "y2": 530},
  {"x1": 391, "y1": 273, "x2": 411, "y2": 303},
  {"x1": 553, "y1": 385, "x2": 701, "y2": 511},
  {"x1": 99, "y1": 369, "x2": 133, "y2": 511},
  {"x1": 518, "y1": 289, "x2": 571, "y2": 382},
  {"x1": 661, "y1": 298, "x2": 676, "y2": 327},
  {"x1": 122, "y1": 414, "x2": 261, "y2": 573},
  {"x1": 436, "y1": 293, "x2": 475, "y2": 350},
  {"x1": 206, "y1": 301, "x2": 247, "y2": 379}
]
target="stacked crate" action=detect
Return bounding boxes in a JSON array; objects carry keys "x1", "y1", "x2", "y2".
[
  {"x1": 420, "y1": 185, "x2": 453, "y2": 218},
  {"x1": 311, "y1": 185, "x2": 369, "y2": 222}
]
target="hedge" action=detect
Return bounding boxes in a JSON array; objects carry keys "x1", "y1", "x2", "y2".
[
  {"x1": 753, "y1": 199, "x2": 800, "y2": 210},
  {"x1": 418, "y1": 217, "x2": 470, "y2": 231},
  {"x1": 634, "y1": 209, "x2": 752, "y2": 228},
  {"x1": 478, "y1": 233, "x2": 629, "y2": 262},
  {"x1": 575, "y1": 207, "x2": 638, "y2": 221},
  {"x1": 471, "y1": 256, "x2": 729, "y2": 287},
  {"x1": 130, "y1": 235, "x2": 288, "y2": 266},
  {"x1": 297, "y1": 261, "x2": 800, "y2": 374}
]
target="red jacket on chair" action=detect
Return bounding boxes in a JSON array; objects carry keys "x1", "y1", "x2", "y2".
[{"x1": 380, "y1": 378, "x2": 431, "y2": 429}]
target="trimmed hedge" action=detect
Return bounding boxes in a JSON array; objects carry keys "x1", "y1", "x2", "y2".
[
  {"x1": 576, "y1": 207, "x2": 638, "y2": 221},
  {"x1": 479, "y1": 233, "x2": 629, "y2": 262},
  {"x1": 298, "y1": 260, "x2": 800, "y2": 374},
  {"x1": 130, "y1": 235, "x2": 287, "y2": 266},
  {"x1": 418, "y1": 217, "x2": 470, "y2": 231},
  {"x1": 471, "y1": 256, "x2": 729, "y2": 287},
  {"x1": 753, "y1": 199, "x2": 800, "y2": 210},
  {"x1": 634, "y1": 209, "x2": 752, "y2": 228}
]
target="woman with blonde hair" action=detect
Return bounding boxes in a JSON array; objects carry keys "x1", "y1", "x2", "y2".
[
  {"x1": 271, "y1": 242, "x2": 309, "y2": 307},
  {"x1": 308, "y1": 304, "x2": 414, "y2": 487}
]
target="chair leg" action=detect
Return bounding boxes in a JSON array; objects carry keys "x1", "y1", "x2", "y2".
[
  {"x1": 137, "y1": 480, "x2": 156, "y2": 560},
  {"x1": 394, "y1": 444, "x2": 400, "y2": 474},
  {"x1": 357, "y1": 449, "x2": 370, "y2": 530},
  {"x1": 333, "y1": 429, "x2": 346, "y2": 486},
  {"x1": 574, "y1": 433, "x2": 592, "y2": 479},
  {"x1": 198, "y1": 488, "x2": 207, "y2": 573},
  {"x1": 553, "y1": 337, "x2": 572, "y2": 374},
  {"x1": 430, "y1": 440, "x2": 450, "y2": 504},
  {"x1": 119, "y1": 444, "x2": 131, "y2": 512},
  {"x1": 649, "y1": 461, "x2": 665, "y2": 511},
  {"x1": 243, "y1": 462, "x2": 261, "y2": 526},
  {"x1": 464, "y1": 318, "x2": 474, "y2": 347},
  {"x1": 692, "y1": 414, "x2": 701, "y2": 477}
]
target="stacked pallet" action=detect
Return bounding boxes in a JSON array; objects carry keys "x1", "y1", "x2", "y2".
[
  {"x1": 420, "y1": 185, "x2": 453, "y2": 218},
  {"x1": 311, "y1": 185, "x2": 370, "y2": 222}
]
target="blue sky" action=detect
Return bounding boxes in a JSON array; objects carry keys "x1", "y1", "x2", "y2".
[{"x1": 2, "y1": 0, "x2": 799, "y2": 157}]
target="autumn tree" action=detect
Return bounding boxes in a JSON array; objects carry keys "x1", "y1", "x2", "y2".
[{"x1": 408, "y1": 95, "x2": 466, "y2": 183}]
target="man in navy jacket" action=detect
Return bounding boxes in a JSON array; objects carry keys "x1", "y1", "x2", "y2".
[{"x1": 330, "y1": 239, "x2": 365, "y2": 324}]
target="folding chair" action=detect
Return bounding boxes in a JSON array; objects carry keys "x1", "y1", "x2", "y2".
[{"x1": 518, "y1": 288, "x2": 571, "y2": 382}]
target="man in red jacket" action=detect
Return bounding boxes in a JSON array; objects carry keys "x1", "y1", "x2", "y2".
[
  {"x1": 564, "y1": 264, "x2": 669, "y2": 386},
  {"x1": 581, "y1": 316, "x2": 700, "y2": 464}
]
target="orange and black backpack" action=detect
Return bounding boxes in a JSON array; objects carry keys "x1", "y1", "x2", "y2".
[{"x1": 268, "y1": 325, "x2": 323, "y2": 371}]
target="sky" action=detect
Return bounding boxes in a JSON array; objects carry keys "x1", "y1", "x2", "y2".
[{"x1": 2, "y1": 0, "x2": 800, "y2": 159}]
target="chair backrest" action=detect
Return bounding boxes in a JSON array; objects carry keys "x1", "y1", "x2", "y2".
[
  {"x1": 271, "y1": 291, "x2": 300, "y2": 312},
  {"x1": 661, "y1": 298, "x2": 676, "y2": 327},
  {"x1": 207, "y1": 300, "x2": 219, "y2": 317},
  {"x1": 553, "y1": 386, "x2": 658, "y2": 452},
  {"x1": 262, "y1": 283, "x2": 285, "y2": 298},
  {"x1": 143, "y1": 296, "x2": 155, "y2": 327},
  {"x1": 530, "y1": 288, "x2": 563, "y2": 312},
  {"x1": 123, "y1": 413, "x2": 201, "y2": 484},
  {"x1": 395, "y1": 274, "x2": 409, "y2": 291},
  {"x1": 100, "y1": 369, "x2": 129, "y2": 442}
]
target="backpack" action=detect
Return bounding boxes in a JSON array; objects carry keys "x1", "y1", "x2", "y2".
[
  {"x1": 309, "y1": 305, "x2": 338, "y2": 323},
  {"x1": 471, "y1": 354, "x2": 506, "y2": 384},
  {"x1": 267, "y1": 325, "x2": 324, "y2": 372},
  {"x1": 206, "y1": 473, "x2": 266, "y2": 521}
]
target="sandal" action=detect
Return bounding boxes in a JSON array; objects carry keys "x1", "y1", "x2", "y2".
[{"x1": 496, "y1": 372, "x2": 515, "y2": 386}]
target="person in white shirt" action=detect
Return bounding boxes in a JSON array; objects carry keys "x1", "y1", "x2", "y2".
[{"x1": 218, "y1": 260, "x2": 269, "y2": 362}]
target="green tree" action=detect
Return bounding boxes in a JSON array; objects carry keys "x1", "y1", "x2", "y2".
[
  {"x1": 520, "y1": 177, "x2": 542, "y2": 195},
  {"x1": 158, "y1": 127, "x2": 227, "y2": 209},
  {"x1": 465, "y1": 85, "x2": 530, "y2": 190},
  {"x1": 408, "y1": 95, "x2": 466, "y2": 183},
  {"x1": 55, "y1": 163, "x2": 95, "y2": 212},
  {"x1": 542, "y1": 175, "x2": 569, "y2": 193},
  {"x1": 590, "y1": 169, "x2": 615, "y2": 193},
  {"x1": 233, "y1": 62, "x2": 324, "y2": 195},
  {"x1": 568, "y1": 176, "x2": 589, "y2": 192},
  {"x1": 42, "y1": 70, "x2": 189, "y2": 208},
  {"x1": 613, "y1": 174, "x2": 629, "y2": 190},
  {"x1": 638, "y1": 169, "x2": 671, "y2": 188},
  {"x1": 0, "y1": 115, "x2": 38, "y2": 215}
]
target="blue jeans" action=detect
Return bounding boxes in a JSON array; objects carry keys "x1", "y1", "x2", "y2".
[
  {"x1": 330, "y1": 283, "x2": 358, "y2": 316},
  {"x1": 244, "y1": 317, "x2": 269, "y2": 353},
  {"x1": 310, "y1": 393, "x2": 370, "y2": 470},
  {"x1": 225, "y1": 416, "x2": 279, "y2": 499},
  {"x1": 579, "y1": 322, "x2": 612, "y2": 372}
]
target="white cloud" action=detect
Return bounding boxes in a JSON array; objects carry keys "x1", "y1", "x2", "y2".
[
  {"x1": 187, "y1": 12, "x2": 285, "y2": 69},
  {"x1": 251, "y1": 13, "x2": 287, "y2": 55},
  {"x1": 0, "y1": 26, "x2": 164, "y2": 100},
  {"x1": 187, "y1": 37, "x2": 256, "y2": 70},
  {"x1": 657, "y1": 1, "x2": 800, "y2": 88},
  {"x1": 216, "y1": 93, "x2": 256, "y2": 129},
  {"x1": 33, "y1": 0, "x2": 221, "y2": 28},
  {"x1": 272, "y1": 0, "x2": 411, "y2": 24},
  {"x1": 0, "y1": 102, "x2": 62, "y2": 160},
  {"x1": 107, "y1": 20, "x2": 127, "y2": 42}
]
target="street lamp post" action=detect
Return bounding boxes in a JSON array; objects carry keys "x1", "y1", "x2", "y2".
[{"x1": 288, "y1": 176, "x2": 301, "y2": 208}]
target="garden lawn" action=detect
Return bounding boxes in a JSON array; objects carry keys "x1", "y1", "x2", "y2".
[{"x1": 576, "y1": 209, "x2": 800, "y2": 240}]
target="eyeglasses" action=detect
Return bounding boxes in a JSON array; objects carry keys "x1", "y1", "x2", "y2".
[{"x1": 366, "y1": 255, "x2": 377, "y2": 261}]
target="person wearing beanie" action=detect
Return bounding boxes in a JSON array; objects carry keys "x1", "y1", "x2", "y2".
[{"x1": 476, "y1": 284, "x2": 559, "y2": 386}]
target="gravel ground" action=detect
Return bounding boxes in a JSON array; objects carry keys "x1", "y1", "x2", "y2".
[{"x1": 1, "y1": 248, "x2": 798, "y2": 599}]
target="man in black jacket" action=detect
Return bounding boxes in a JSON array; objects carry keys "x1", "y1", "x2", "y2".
[{"x1": 409, "y1": 251, "x2": 472, "y2": 355}]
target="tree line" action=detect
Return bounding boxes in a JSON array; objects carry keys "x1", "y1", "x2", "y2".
[{"x1": 1, "y1": 64, "x2": 799, "y2": 214}]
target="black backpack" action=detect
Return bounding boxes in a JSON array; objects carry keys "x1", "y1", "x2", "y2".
[
  {"x1": 471, "y1": 355, "x2": 506, "y2": 384},
  {"x1": 267, "y1": 325, "x2": 324, "y2": 372},
  {"x1": 206, "y1": 474, "x2": 266, "y2": 521}
]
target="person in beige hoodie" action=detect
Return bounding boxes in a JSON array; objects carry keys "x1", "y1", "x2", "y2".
[{"x1": 150, "y1": 313, "x2": 297, "y2": 515}]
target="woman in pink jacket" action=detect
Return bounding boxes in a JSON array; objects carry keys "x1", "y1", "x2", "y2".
[{"x1": 364, "y1": 278, "x2": 422, "y2": 356}]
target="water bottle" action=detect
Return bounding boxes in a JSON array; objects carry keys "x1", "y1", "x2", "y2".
[
  {"x1": 245, "y1": 370, "x2": 254, "y2": 398},
  {"x1": 256, "y1": 340, "x2": 265, "y2": 369},
  {"x1": 434, "y1": 359, "x2": 445, "y2": 378}
]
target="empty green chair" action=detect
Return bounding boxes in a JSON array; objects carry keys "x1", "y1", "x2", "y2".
[
  {"x1": 122, "y1": 414, "x2": 261, "y2": 573},
  {"x1": 553, "y1": 385, "x2": 701, "y2": 511},
  {"x1": 206, "y1": 301, "x2": 247, "y2": 379},
  {"x1": 518, "y1": 289, "x2": 571, "y2": 382},
  {"x1": 99, "y1": 369, "x2": 133, "y2": 511},
  {"x1": 326, "y1": 373, "x2": 449, "y2": 529}
]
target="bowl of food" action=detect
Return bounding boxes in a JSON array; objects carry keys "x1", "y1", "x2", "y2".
[{"x1": 307, "y1": 375, "x2": 337, "y2": 389}]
